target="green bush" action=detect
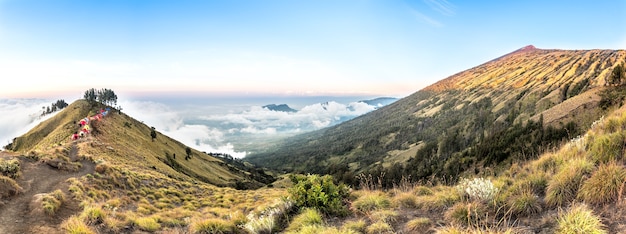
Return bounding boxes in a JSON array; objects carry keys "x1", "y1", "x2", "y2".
[{"x1": 288, "y1": 174, "x2": 350, "y2": 215}]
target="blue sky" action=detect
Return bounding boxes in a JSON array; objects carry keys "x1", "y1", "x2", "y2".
[{"x1": 1, "y1": 0, "x2": 624, "y2": 98}]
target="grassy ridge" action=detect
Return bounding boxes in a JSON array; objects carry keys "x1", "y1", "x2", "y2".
[{"x1": 247, "y1": 49, "x2": 626, "y2": 186}]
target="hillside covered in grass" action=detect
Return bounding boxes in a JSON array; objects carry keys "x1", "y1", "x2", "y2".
[
  {"x1": 6, "y1": 99, "x2": 273, "y2": 188},
  {"x1": 277, "y1": 102, "x2": 626, "y2": 233},
  {"x1": 1, "y1": 99, "x2": 289, "y2": 233},
  {"x1": 246, "y1": 47, "x2": 626, "y2": 187}
]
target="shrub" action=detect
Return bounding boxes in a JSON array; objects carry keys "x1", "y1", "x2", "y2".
[
  {"x1": 366, "y1": 221, "x2": 394, "y2": 234},
  {"x1": 288, "y1": 174, "x2": 350, "y2": 215},
  {"x1": 189, "y1": 218, "x2": 235, "y2": 234},
  {"x1": 0, "y1": 158, "x2": 20, "y2": 178},
  {"x1": 351, "y1": 191, "x2": 391, "y2": 213},
  {"x1": 62, "y1": 215, "x2": 96, "y2": 234},
  {"x1": 406, "y1": 217, "x2": 432, "y2": 233},
  {"x1": 555, "y1": 203, "x2": 606, "y2": 234},
  {"x1": 285, "y1": 208, "x2": 324, "y2": 232},
  {"x1": 545, "y1": 158, "x2": 594, "y2": 207},
  {"x1": 578, "y1": 163, "x2": 626, "y2": 205},
  {"x1": 456, "y1": 177, "x2": 499, "y2": 202}
]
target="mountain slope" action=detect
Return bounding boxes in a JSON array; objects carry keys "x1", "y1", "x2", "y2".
[
  {"x1": 246, "y1": 47, "x2": 626, "y2": 185},
  {"x1": 7, "y1": 99, "x2": 273, "y2": 188}
]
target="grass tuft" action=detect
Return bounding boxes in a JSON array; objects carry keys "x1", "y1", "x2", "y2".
[
  {"x1": 188, "y1": 218, "x2": 235, "y2": 234},
  {"x1": 365, "y1": 220, "x2": 394, "y2": 234},
  {"x1": 506, "y1": 188, "x2": 543, "y2": 217},
  {"x1": 342, "y1": 219, "x2": 367, "y2": 233},
  {"x1": 444, "y1": 201, "x2": 487, "y2": 226},
  {"x1": 286, "y1": 208, "x2": 324, "y2": 232},
  {"x1": 393, "y1": 191, "x2": 418, "y2": 208},
  {"x1": 133, "y1": 216, "x2": 161, "y2": 232},
  {"x1": 545, "y1": 158, "x2": 594, "y2": 207},
  {"x1": 0, "y1": 175, "x2": 23, "y2": 198},
  {"x1": 352, "y1": 191, "x2": 392, "y2": 213},
  {"x1": 556, "y1": 203, "x2": 606, "y2": 234},
  {"x1": 62, "y1": 215, "x2": 96, "y2": 234},
  {"x1": 588, "y1": 132, "x2": 625, "y2": 164},
  {"x1": 578, "y1": 163, "x2": 626, "y2": 205},
  {"x1": 42, "y1": 189, "x2": 65, "y2": 216},
  {"x1": 406, "y1": 217, "x2": 432, "y2": 233}
]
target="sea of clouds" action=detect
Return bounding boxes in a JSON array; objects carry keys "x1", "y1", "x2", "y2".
[
  {"x1": 1, "y1": 97, "x2": 391, "y2": 158},
  {"x1": 0, "y1": 99, "x2": 59, "y2": 148}
]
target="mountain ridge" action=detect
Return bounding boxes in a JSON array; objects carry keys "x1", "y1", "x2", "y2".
[
  {"x1": 6, "y1": 99, "x2": 273, "y2": 188},
  {"x1": 246, "y1": 47, "x2": 626, "y2": 185}
]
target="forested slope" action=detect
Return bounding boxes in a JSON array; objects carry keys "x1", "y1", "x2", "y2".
[{"x1": 246, "y1": 47, "x2": 626, "y2": 186}]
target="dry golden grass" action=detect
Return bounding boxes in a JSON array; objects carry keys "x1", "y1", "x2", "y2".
[
  {"x1": 578, "y1": 163, "x2": 626, "y2": 205},
  {"x1": 545, "y1": 158, "x2": 595, "y2": 207}
]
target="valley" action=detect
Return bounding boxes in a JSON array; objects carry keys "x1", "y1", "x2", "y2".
[{"x1": 1, "y1": 47, "x2": 626, "y2": 233}]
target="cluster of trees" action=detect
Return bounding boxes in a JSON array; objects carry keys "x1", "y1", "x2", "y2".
[
  {"x1": 41, "y1": 99, "x2": 68, "y2": 116},
  {"x1": 84, "y1": 88, "x2": 118, "y2": 106}
]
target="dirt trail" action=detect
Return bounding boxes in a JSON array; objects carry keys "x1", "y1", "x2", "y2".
[{"x1": 0, "y1": 148, "x2": 95, "y2": 234}]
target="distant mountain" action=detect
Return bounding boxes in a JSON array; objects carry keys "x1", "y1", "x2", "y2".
[
  {"x1": 358, "y1": 97, "x2": 398, "y2": 107},
  {"x1": 263, "y1": 104, "x2": 297, "y2": 112},
  {"x1": 246, "y1": 47, "x2": 626, "y2": 186}
]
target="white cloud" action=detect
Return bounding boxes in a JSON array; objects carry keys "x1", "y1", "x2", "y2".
[
  {"x1": 119, "y1": 100, "x2": 247, "y2": 158},
  {"x1": 0, "y1": 98, "x2": 383, "y2": 158},
  {"x1": 0, "y1": 99, "x2": 57, "y2": 147},
  {"x1": 424, "y1": 0, "x2": 456, "y2": 16}
]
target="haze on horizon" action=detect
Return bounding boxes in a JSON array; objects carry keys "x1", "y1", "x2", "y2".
[{"x1": 0, "y1": 0, "x2": 624, "y2": 99}]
